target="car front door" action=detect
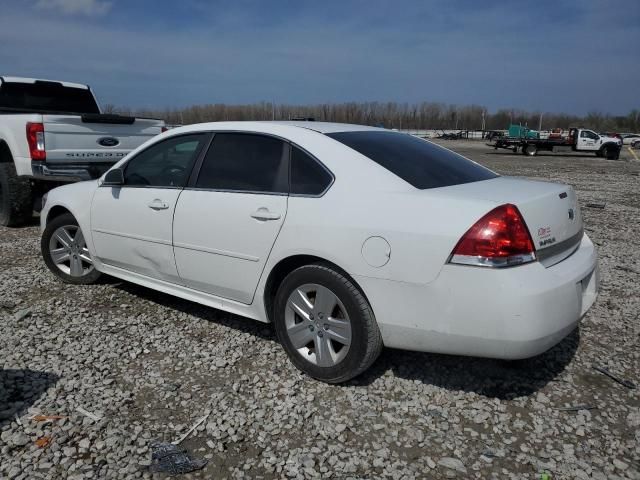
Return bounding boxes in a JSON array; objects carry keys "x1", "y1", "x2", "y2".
[
  {"x1": 90, "y1": 133, "x2": 210, "y2": 282},
  {"x1": 173, "y1": 132, "x2": 289, "y2": 304},
  {"x1": 578, "y1": 130, "x2": 599, "y2": 151}
]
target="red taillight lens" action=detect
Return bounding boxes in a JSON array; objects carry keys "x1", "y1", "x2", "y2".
[
  {"x1": 161, "y1": 126, "x2": 168, "y2": 133},
  {"x1": 449, "y1": 204, "x2": 536, "y2": 267},
  {"x1": 26, "y1": 122, "x2": 46, "y2": 161}
]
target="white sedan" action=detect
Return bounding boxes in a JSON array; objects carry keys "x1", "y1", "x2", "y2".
[
  {"x1": 40, "y1": 122, "x2": 599, "y2": 383},
  {"x1": 622, "y1": 134, "x2": 640, "y2": 145}
]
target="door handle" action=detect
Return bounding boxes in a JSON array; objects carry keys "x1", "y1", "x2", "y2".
[
  {"x1": 250, "y1": 208, "x2": 281, "y2": 221},
  {"x1": 148, "y1": 200, "x2": 169, "y2": 210}
]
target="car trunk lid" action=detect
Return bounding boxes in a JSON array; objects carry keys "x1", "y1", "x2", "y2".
[{"x1": 432, "y1": 177, "x2": 584, "y2": 267}]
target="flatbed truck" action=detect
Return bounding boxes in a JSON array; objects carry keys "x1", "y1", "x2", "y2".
[{"x1": 491, "y1": 127, "x2": 622, "y2": 159}]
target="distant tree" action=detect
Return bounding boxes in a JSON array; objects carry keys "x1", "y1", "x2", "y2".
[{"x1": 109, "y1": 101, "x2": 639, "y2": 133}]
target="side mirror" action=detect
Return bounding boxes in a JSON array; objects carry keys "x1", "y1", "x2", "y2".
[{"x1": 102, "y1": 168, "x2": 124, "y2": 186}]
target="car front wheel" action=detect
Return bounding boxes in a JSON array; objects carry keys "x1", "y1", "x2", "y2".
[
  {"x1": 273, "y1": 263, "x2": 383, "y2": 383},
  {"x1": 41, "y1": 213, "x2": 101, "y2": 285}
]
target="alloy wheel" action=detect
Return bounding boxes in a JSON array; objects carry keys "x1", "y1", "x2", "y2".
[
  {"x1": 284, "y1": 283, "x2": 352, "y2": 367},
  {"x1": 48, "y1": 225, "x2": 94, "y2": 277}
]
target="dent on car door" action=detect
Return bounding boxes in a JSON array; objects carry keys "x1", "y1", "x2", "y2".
[
  {"x1": 90, "y1": 133, "x2": 209, "y2": 282},
  {"x1": 173, "y1": 132, "x2": 289, "y2": 304}
]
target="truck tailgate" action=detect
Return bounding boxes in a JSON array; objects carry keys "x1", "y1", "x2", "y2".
[{"x1": 42, "y1": 114, "x2": 163, "y2": 163}]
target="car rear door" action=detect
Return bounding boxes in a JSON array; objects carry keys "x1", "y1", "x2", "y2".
[
  {"x1": 173, "y1": 132, "x2": 289, "y2": 304},
  {"x1": 90, "y1": 133, "x2": 209, "y2": 282}
]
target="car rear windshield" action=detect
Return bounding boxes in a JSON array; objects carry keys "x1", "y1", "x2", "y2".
[
  {"x1": 327, "y1": 131, "x2": 498, "y2": 189},
  {"x1": 0, "y1": 81, "x2": 100, "y2": 114}
]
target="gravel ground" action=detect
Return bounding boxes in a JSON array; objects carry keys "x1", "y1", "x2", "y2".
[{"x1": 1, "y1": 141, "x2": 639, "y2": 479}]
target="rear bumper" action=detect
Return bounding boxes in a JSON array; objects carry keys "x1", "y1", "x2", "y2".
[
  {"x1": 356, "y1": 234, "x2": 598, "y2": 360},
  {"x1": 31, "y1": 162, "x2": 113, "y2": 181}
]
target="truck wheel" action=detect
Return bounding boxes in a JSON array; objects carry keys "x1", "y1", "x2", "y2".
[
  {"x1": 601, "y1": 145, "x2": 617, "y2": 160},
  {"x1": 0, "y1": 163, "x2": 33, "y2": 227},
  {"x1": 525, "y1": 144, "x2": 537, "y2": 156}
]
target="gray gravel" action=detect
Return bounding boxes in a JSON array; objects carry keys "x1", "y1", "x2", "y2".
[{"x1": 1, "y1": 142, "x2": 639, "y2": 479}]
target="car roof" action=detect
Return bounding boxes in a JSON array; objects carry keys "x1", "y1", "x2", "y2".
[
  {"x1": 267, "y1": 121, "x2": 385, "y2": 134},
  {"x1": 167, "y1": 121, "x2": 389, "y2": 137},
  {"x1": 0, "y1": 76, "x2": 89, "y2": 90}
]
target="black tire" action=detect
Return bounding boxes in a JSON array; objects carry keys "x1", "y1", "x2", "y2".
[
  {"x1": 41, "y1": 213, "x2": 101, "y2": 285},
  {"x1": 0, "y1": 163, "x2": 33, "y2": 227},
  {"x1": 273, "y1": 263, "x2": 383, "y2": 383},
  {"x1": 601, "y1": 144, "x2": 618, "y2": 160},
  {"x1": 524, "y1": 144, "x2": 537, "y2": 156}
]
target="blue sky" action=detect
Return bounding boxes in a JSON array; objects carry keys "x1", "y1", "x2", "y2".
[{"x1": 1, "y1": 0, "x2": 638, "y2": 115}]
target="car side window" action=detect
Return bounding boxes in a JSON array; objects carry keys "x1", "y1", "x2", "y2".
[
  {"x1": 290, "y1": 146, "x2": 333, "y2": 196},
  {"x1": 124, "y1": 134, "x2": 207, "y2": 187},
  {"x1": 195, "y1": 133, "x2": 288, "y2": 194}
]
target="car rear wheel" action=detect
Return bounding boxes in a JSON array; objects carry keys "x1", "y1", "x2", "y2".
[
  {"x1": 41, "y1": 213, "x2": 101, "y2": 285},
  {"x1": 273, "y1": 263, "x2": 382, "y2": 383}
]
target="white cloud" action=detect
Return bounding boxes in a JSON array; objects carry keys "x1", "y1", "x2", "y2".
[{"x1": 35, "y1": 0, "x2": 112, "y2": 17}]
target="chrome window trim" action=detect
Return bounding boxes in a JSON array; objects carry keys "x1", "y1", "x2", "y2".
[{"x1": 181, "y1": 187, "x2": 289, "y2": 197}]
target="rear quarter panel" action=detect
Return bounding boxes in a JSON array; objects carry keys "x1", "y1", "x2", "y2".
[{"x1": 265, "y1": 179, "x2": 498, "y2": 287}]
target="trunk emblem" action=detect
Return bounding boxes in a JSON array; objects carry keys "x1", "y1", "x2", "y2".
[
  {"x1": 98, "y1": 137, "x2": 119, "y2": 147},
  {"x1": 568, "y1": 208, "x2": 575, "y2": 220}
]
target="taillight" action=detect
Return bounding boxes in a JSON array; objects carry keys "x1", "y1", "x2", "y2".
[
  {"x1": 449, "y1": 204, "x2": 536, "y2": 267},
  {"x1": 26, "y1": 122, "x2": 46, "y2": 160},
  {"x1": 161, "y1": 126, "x2": 168, "y2": 133}
]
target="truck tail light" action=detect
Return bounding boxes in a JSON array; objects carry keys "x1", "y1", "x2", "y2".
[
  {"x1": 449, "y1": 204, "x2": 536, "y2": 268},
  {"x1": 26, "y1": 122, "x2": 46, "y2": 161}
]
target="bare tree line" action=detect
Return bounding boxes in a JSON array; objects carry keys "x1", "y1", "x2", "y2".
[{"x1": 103, "y1": 102, "x2": 640, "y2": 133}]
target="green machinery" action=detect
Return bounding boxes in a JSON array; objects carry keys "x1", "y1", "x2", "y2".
[{"x1": 508, "y1": 124, "x2": 540, "y2": 139}]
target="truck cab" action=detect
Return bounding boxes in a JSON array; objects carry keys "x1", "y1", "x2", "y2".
[{"x1": 569, "y1": 127, "x2": 622, "y2": 156}]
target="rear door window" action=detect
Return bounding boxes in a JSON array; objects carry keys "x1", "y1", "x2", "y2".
[
  {"x1": 327, "y1": 131, "x2": 497, "y2": 189},
  {"x1": 290, "y1": 146, "x2": 333, "y2": 196},
  {"x1": 195, "y1": 133, "x2": 288, "y2": 194}
]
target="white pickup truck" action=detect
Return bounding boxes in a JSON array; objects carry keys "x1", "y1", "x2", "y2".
[{"x1": 0, "y1": 76, "x2": 165, "y2": 226}]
